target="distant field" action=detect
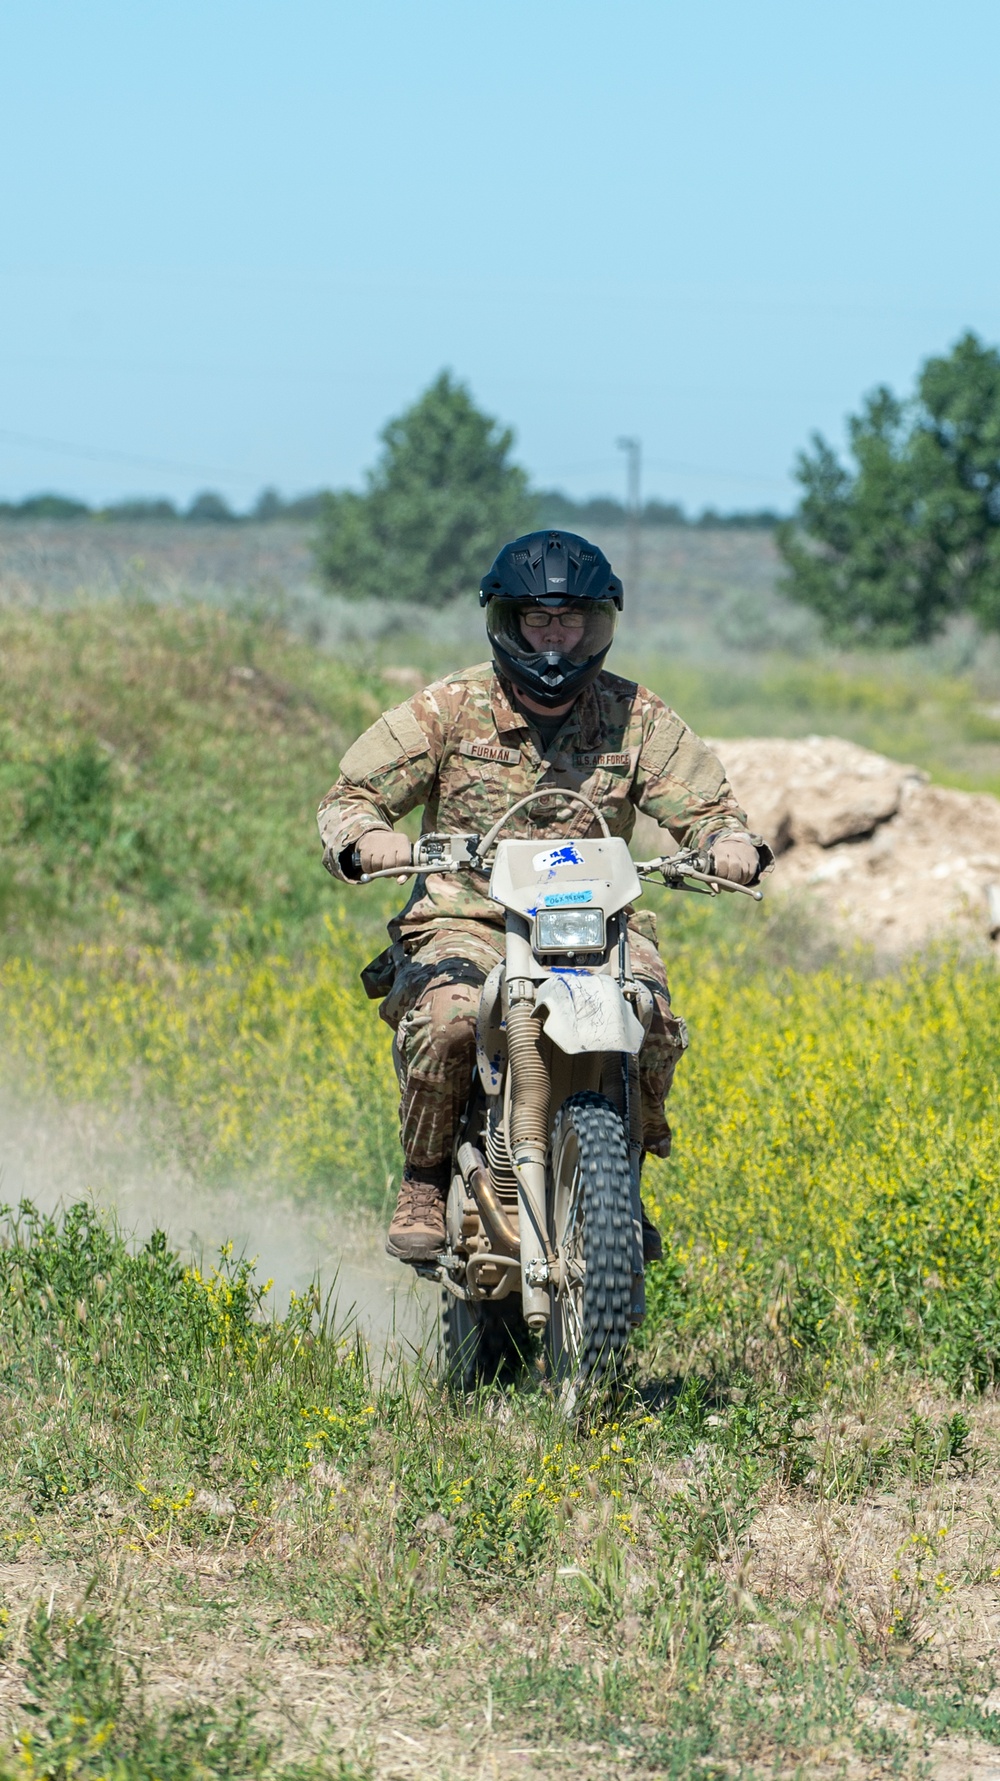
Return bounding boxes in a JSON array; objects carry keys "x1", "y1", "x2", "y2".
[
  {"x1": 0, "y1": 517, "x2": 316, "y2": 604},
  {"x1": 0, "y1": 517, "x2": 797, "y2": 662},
  {"x1": 4, "y1": 517, "x2": 999, "y2": 794}
]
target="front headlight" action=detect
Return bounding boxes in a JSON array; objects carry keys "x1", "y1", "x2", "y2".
[{"x1": 534, "y1": 908, "x2": 605, "y2": 952}]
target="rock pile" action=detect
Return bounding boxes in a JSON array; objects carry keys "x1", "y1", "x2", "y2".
[
  {"x1": 632, "y1": 734, "x2": 1000, "y2": 952},
  {"x1": 707, "y1": 736, "x2": 1000, "y2": 953}
]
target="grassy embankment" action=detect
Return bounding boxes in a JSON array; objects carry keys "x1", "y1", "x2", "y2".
[{"x1": 3, "y1": 598, "x2": 1000, "y2": 1775}]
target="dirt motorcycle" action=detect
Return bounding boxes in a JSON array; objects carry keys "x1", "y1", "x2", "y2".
[{"x1": 360, "y1": 790, "x2": 763, "y2": 1393}]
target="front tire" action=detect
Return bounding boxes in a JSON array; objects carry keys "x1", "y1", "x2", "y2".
[{"x1": 547, "y1": 1091, "x2": 634, "y2": 1391}]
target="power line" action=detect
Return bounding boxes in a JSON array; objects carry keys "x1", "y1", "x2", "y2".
[
  {"x1": 0, "y1": 423, "x2": 791, "y2": 501},
  {"x1": 0, "y1": 427, "x2": 265, "y2": 487}
]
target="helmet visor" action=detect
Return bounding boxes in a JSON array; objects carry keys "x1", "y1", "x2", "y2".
[{"x1": 486, "y1": 597, "x2": 618, "y2": 668}]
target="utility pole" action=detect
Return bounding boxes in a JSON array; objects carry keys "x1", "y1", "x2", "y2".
[{"x1": 616, "y1": 436, "x2": 641, "y2": 621}]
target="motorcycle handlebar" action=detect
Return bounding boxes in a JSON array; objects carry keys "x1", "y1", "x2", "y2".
[{"x1": 351, "y1": 836, "x2": 764, "y2": 899}]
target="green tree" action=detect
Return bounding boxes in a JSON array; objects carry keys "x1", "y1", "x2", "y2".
[
  {"x1": 187, "y1": 490, "x2": 237, "y2": 523},
  {"x1": 778, "y1": 332, "x2": 1000, "y2": 645},
  {"x1": 314, "y1": 371, "x2": 533, "y2": 603},
  {"x1": 12, "y1": 493, "x2": 90, "y2": 520}
]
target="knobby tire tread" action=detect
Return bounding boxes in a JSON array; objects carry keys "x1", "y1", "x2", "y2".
[{"x1": 551, "y1": 1090, "x2": 634, "y2": 1387}]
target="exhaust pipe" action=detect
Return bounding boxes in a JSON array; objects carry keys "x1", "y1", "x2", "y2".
[{"x1": 457, "y1": 1142, "x2": 521, "y2": 1259}]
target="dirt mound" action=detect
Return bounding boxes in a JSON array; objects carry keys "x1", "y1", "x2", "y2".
[{"x1": 710, "y1": 735, "x2": 1000, "y2": 953}]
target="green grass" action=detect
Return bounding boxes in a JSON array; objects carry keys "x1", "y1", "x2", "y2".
[
  {"x1": 617, "y1": 649, "x2": 1000, "y2": 797},
  {"x1": 0, "y1": 601, "x2": 394, "y2": 959},
  {"x1": 2, "y1": 596, "x2": 999, "y2": 975},
  {"x1": 4, "y1": 594, "x2": 1000, "y2": 1772}
]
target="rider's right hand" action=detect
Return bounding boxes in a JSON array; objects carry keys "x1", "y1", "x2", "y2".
[
  {"x1": 708, "y1": 835, "x2": 759, "y2": 885},
  {"x1": 356, "y1": 829, "x2": 412, "y2": 875}
]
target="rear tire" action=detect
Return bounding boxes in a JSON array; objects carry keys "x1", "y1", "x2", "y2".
[
  {"x1": 441, "y1": 1292, "x2": 530, "y2": 1392},
  {"x1": 547, "y1": 1091, "x2": 634, "y2": 1392}
]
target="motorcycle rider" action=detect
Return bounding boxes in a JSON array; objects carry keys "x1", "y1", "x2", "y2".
[{"x1": 318, "y1": 530, "x2": 764, "y2": 1264}]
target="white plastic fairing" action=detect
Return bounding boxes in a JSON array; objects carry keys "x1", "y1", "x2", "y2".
[
  {"x1": 533, "y1": 973, "x2": 645, "y2": 1056},
  {"x1": 489, "y1": 836, "x2": 640, "y2": 919}
]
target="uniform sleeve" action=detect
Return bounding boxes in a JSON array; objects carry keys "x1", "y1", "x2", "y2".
[
  {"x1": 317, "y1": 689, "x2": 443, "y2": 880},
  {"x1": 633, "y1": 700, "x2": 749, "y2": 848}
]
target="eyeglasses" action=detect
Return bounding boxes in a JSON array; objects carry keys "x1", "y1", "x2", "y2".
[{"x1": 520, "y1": 608, "x2": 587, "y2": 632}]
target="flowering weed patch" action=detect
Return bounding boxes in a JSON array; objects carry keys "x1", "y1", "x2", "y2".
[
  {"x1": 638, "y1": 944, "x2": 1000, "y2": 1387},
  {"x1": 0, "y1": 912, "x2": 399, "y2": 1207},
  {"x1": 3, "y1": 1599, "x2": 361, "y2": 1780},
  {"x1": 3, "y1": 921, "x2": 999, "y2": 1380}
]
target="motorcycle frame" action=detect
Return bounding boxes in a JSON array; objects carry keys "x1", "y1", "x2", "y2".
[{"x1": 448, "y1": 833, "x2": 649, "y2": 1336}]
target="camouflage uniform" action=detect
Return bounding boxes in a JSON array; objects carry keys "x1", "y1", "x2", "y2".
[{"x1": 318, "y1": 662, "x2": 750, "y2": 1172}]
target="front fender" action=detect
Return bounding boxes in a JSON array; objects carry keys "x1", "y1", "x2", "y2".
[{"x1": 533, "y1": 972, "x2": 645, "y2": 1056}]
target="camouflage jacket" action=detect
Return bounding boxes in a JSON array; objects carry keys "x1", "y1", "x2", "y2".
[{"x1": 317, "y1": 662, "x2": 749, "y2": 935}]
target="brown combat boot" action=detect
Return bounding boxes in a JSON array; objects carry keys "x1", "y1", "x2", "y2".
[
  {"x1": 640, "y1": 1201, "x2": 663, "y2": 1265},
  {"x1": 385, "y1": 1166, "x2": 448, "y2": 1263},
  {"x1": 639, "y1": 1123, "x2": 669, "y2": 1264}
]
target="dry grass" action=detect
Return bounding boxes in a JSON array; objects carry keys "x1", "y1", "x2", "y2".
[
  {"x1": 4, "y1": 1207, "x2": 1000, "y2": 1778},
  {"x1": 5, "y1": 1395, "x2": 1000, "y2": 1778}
]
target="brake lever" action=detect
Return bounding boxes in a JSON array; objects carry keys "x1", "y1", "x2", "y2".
[
  {"x1": 357, "y1": 863, "x2": 467, "y2": 883},
  {"x1": 634, "y1": 854, "x2": 764, "y2": 901},
  {"x1": 359, "y1": 859, "x2": 493, "y2": 883},
  {"x1": 679, "y1": 867, "x2": 764, "y2": 901}
]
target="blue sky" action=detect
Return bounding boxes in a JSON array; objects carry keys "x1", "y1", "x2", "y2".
[{"x1": 2, "y1": 0, "x2": 999, "y2": 513}]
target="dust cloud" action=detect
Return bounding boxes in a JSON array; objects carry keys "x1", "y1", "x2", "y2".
[{"x1": 0, "y1": 1092, "x2": 434, "y2": 1357}]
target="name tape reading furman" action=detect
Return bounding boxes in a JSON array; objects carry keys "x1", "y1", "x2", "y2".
[{"x1": 459, "y1": 741, "x2": 522, "y2": 765}]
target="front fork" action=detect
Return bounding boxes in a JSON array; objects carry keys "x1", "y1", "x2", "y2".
[
  {"x1": 504, "y1": 916, "x2": 646, "y2": 1333},
  {"x1": 514, "y1": 1146, "x2": 551, "y2": 1333},
  {"x1": 616, "y1": 919, "x2": 646, "y2": 1325},
  {"x1": 504, "y1": 918, "x2": 554, "y2": 1331},
  {"x1": 621, "y1": 1051, "x2": 646, "y2": 1325}
]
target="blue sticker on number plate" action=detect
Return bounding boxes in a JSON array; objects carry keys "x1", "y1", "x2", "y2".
[{"x1": 543, "y1": 889, "x2": 593, "y2": 906}]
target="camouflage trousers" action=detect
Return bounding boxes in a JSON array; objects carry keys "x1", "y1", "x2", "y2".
[{"x1": 379, "y1": 919, "x2": 688, "y2": 1175}]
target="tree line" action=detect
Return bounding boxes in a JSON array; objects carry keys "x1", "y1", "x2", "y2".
[
  {"x1": 315, "y1": 352, "x2": 1000, "y2": 629},
  {"x1": 11, "y1": 333, "x2": 994, "y2": 645},
  {"x1": 0, "y1": 369, "x2": 778, "y2": 602},
  {"x1": 0, "y1": 478, "x2": 775, "y2": 533},
  {"x1": 0, "y1": 489, "x2": 328, "y2": 524}
]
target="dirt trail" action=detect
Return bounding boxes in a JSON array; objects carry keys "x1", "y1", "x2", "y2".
[{"x1": 0, "y1": 1092, "x2": 434, "y2": 1355}]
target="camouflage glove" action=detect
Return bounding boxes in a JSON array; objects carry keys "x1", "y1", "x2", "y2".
[
  {"x1": 357, "y1": 829, "x2": 412, "y2": 875},
  {"x1": 709, "y1": 835, "x2": 759, "y2": 885}
]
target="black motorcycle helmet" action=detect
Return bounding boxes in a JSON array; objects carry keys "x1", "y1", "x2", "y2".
[{"x1": 479, "y1": 531, "x2": 623, "y2": 709}]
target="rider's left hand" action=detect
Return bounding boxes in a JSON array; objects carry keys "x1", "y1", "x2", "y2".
[{"x1": 710, "y1": 835, "x2": 759, "y2": 885}]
